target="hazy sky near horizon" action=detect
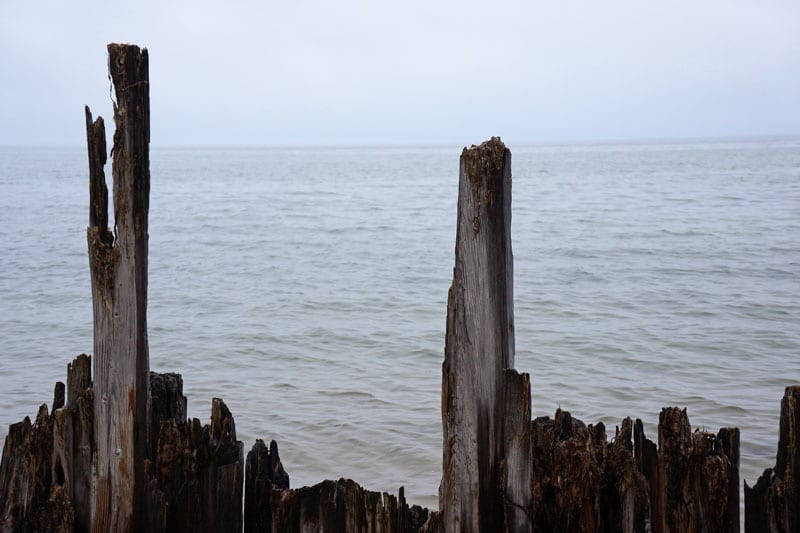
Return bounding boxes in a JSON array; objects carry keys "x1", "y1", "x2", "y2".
[{"x1": 1, "y1": 0, "x2": 798, "y2": 146}]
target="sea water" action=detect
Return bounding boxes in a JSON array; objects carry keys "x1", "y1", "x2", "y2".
[{"x1": 0, "y1": 139, "x2": 798, "y2": 508}]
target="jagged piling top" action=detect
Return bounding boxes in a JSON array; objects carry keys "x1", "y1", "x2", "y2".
[{"x1": 462, "y1": 136, "x2": 507, "y2": 187}]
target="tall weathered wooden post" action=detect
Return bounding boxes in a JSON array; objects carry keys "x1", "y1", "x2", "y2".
[
  {"x1": 441, "y1": 137, "x2": 527, "y2": 532},
  {"x1": 86, "y1": 43, "x2": 151, "y2": 533}
]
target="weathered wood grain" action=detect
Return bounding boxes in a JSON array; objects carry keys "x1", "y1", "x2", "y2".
[
  {"x1": 57, "y1": 354, "x2": 94, "y2": 533},
  {"x1": 502, "y1": 369, "x2": 532, "y2": 533},
  {"x1": 151, "y1": 395, "x2": 244, "y2": 533},
  {"x1": 441, "y1": 136, "x2": 514, "y2": 532},
  {"x1": 86, "y1": 43, "x2": 151, "y2": 533},
  {"x1": 633, "y1": 407, "x2": 739, "y2": 533},
  {"x1": 529, "y1": 407, "x2": 738, "y2": 532}
]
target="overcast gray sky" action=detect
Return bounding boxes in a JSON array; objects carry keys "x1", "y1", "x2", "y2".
[{"x1": 1, "y1": 0, "x2": 798, "y2": 146}]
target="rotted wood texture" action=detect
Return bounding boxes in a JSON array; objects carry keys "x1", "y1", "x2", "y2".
[
  {"x1": 0, "y1": 355, "x2": 93, "y2": 532},
  {"x1": 530, "y1": 408, "x2": 738, "y2": 533},
  {"x1": 244, "y1": 438, "x2": 289, "y2": 533},
  {"x1": 149, "y1": 389, "x2": 244, "y2": 533},
  {"x1": 647, "y1": 407, "x2": 740, "y2": 533},
  {"x1": 0, "y1": 359, "x2": 245, "y2": 533},
  {"x1": 268, "y1": 478, "x2": 434, "y2": 533}
]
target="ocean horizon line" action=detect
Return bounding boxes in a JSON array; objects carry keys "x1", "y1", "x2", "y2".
[{"x1": 2, "y1": 133, "x2": 799, "y2": 151}]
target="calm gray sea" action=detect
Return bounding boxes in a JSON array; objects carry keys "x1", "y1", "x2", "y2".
[{"x1": 1, "y1": 139, "x2": 798, "y2": 508}]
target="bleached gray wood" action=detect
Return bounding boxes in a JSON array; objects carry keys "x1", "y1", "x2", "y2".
[
  {"x1": 86, "y1": 43, "x2": 151, "y2": 533},
  {"x1": 502, "y1": 369, "x2": 532, "y2": 533},
  {"x1": 440, "y1": 137, "x2": 514, "y2": 532}
]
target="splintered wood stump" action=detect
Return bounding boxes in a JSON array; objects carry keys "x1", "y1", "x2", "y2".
[
  {"x1": 268, "y1": 479, "x2": 433, "y2": 533},
  {"x1": 530, "y1": 408, "x2": 738, "y2": 533},
  {"x1": 441, "y1": 137, "x2": 515, "y2": 532},
  {"x1": 244, "y1": 439, "x2": 290, "y2": 533},
  {"x1": 0, "y1": 359, "x2": 245, "y2": 533},
  {"x1": 244, "y1": 441, "x2": 436, "y2": 533},
  {"x1": 86, "y1": 43, "x2": 151, "y2": 533},
  {"x1": 530, "y1": 410, "x2": 644, "y2": 531},
  {"x1": 642, "y1": 407, "x2": 739, "y2": 533},
  {"x1": 745, "y1": 386, "x2": 800, "y2": 532},
  {"x1": 0, "y1": 355, "x2": 93, "y2": 532},
  {"x1": 150, "y1": 392, "x2": 244, "y2": 533}
]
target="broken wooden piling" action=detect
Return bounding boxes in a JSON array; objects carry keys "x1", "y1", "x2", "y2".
[
  {"x1": 438, "y1": 136, "x2": 742, "y2": 533},
  {"x1": 86, "y1": 43, "x2": 151, "y2": 533},
  {"x1": 441, "y1": 137, "x2": 519, "y2": 531}
]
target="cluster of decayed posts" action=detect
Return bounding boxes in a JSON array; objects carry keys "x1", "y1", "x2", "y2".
[{"x1": 0, "y1": 44, "x2": 798, "y2": 533}]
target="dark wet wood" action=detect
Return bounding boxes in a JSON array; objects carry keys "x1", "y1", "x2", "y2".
[
  {"x1": 150, "y1": 394, "x2": 244, "y2": 533},
  {"x1": 267, "y1": 478, "x2": 433, "y2": 532},
  {"x1": 529, "y1": 407, "x2": 737, "y2": 533},
  {"x1": 244, "y1": 439, "x2": 289, "y2": 533},
  {"x1": 648, "y1": 407, "x2": 739, "y2": 533},
  {"x1": 243, "y1": 440, "x2": 437, "y2": 533},
  {"x1": 745, "y1": 386, "x2": 800, "y2": 532},
  {"x1": 0, "y1": 355, "x2": 93, "y2": 532},
  {"x1": 636, "y1": 410, "x2": 740, "y2": 533},
  {"x1": 531, "y1": 410, "x2": 608, "y2": 531}
]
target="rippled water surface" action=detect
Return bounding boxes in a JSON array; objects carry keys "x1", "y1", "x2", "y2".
[{"x1": 1, "y1": 139, "x2": 798, "y2": 508}]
